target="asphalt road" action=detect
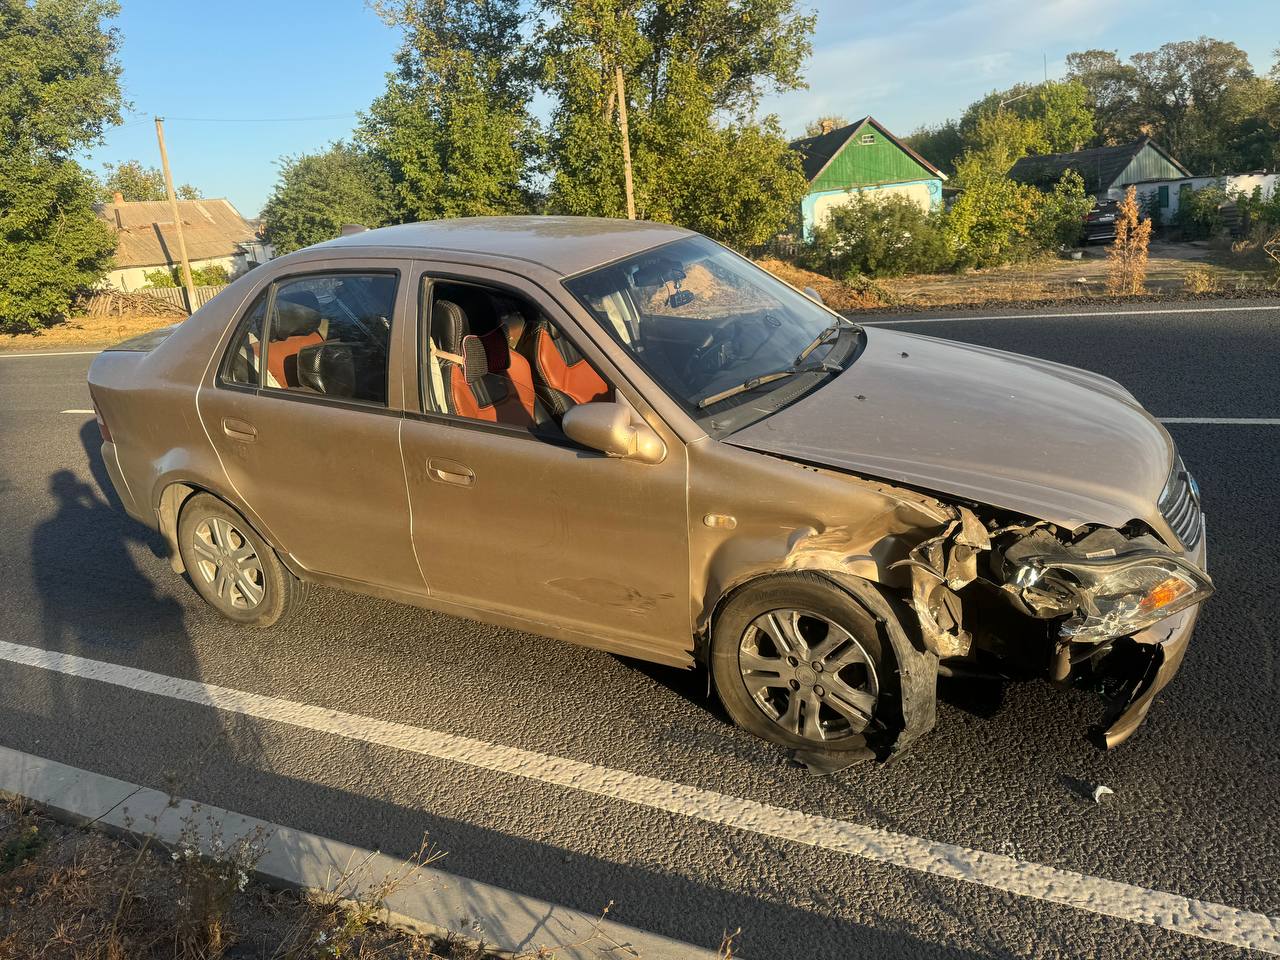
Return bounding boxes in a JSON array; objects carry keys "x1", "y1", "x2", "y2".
[{"x1": 1, "y1": 300, "x2": 1278, "y2": 958}]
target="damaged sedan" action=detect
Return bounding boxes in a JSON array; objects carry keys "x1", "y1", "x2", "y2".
[{"x1": 88, "y1": 217, "x2": 1210, "y2": 770}]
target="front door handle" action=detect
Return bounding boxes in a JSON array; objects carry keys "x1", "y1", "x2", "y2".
[
  {"x1": 426, "y1": 458, "x2": 474, "y2": 486},
  {"x1": 222, "y1": 417, "x2": 257, "y2": 442}
]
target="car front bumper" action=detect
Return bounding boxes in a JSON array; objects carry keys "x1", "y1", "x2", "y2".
[{"x1": 1095, "y1": 523, "x2": 1208, "y2": 748}]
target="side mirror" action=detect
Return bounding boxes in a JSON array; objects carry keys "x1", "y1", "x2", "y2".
[
  {"x1": 562, "y1": 402, "x2": 666, "y2": 465},
  {"x1": 802, "y1": 286, "x2": 824, "y2": 305}
]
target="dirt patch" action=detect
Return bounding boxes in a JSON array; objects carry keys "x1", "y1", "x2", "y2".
[
  {"x1": 0, "y1": 313, "x2": 183, "y2": 353},
  {"x1": 754, "y1": 259, "x2": 883, "y2": 311},
  {"x1": 759, "y1": 242, "x2": 1278, "y2": 314}
]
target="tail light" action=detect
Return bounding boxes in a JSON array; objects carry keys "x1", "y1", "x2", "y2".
[{"x1": 89, "y1": 391, "x2": 112, "y2": 443}]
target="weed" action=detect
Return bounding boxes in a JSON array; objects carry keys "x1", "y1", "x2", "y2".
[{"x1": 1182, "y1": 265, "x2": 1219, "y2": 294}]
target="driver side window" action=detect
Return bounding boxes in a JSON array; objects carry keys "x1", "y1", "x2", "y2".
[{"x1": 420, "y1": 279, "x2": 613, "y2": 431}]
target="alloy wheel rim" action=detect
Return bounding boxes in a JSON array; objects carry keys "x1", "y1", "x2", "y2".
[
  {"x1": 738, "y1": 608, "x2": 879, "y2": 743},
  {"x1": 191, "y1": 517, "x2": 265, "y2": 610}
]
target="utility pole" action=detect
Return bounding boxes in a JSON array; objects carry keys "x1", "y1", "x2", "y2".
[
  {"x1": 154, "y1": 117, "x2": 198, "y2": 315},
  {"x1": 614, "y1": 64, "x2": 636, "y2": 220}
]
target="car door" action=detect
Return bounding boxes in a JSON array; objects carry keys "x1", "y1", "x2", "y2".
[
  {"x1": 398, "y1": 261, "x2": 692, "y2": 663},
  {"x1": 197, "y1": 259, "x2": 423, "y2": 596}
]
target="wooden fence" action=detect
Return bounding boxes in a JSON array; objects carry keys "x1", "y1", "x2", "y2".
[
  {"x1": 137, "y1": 285, "x2": 229, "y2": 311},
  {"x1": 78, "y1": 284, "x2": 229, "y2": 319}
]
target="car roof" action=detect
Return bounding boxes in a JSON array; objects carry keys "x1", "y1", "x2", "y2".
[{"x1": 311, "y1": 216, "x2": 696, "y2": 276}]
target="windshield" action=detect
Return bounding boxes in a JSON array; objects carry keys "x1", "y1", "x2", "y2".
[{"x1": 563, "y1": 236, "x2": 857, "y2": 426}]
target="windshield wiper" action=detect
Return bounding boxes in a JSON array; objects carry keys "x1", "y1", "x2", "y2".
[
  {"x1": 697, "y1": 358, "x2": 843, "y2": 409},
  {"x1": 792, "y1": 316, "x2": 857, "y2": 367}
]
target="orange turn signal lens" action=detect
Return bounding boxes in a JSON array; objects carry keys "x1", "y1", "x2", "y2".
[{"x1": 1138, "y1": 576, "x2": 1192, "y2": 613}]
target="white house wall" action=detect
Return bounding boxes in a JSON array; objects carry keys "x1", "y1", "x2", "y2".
[{"x1": 104, "y1": 254, "x2": 249, "y2": 293}]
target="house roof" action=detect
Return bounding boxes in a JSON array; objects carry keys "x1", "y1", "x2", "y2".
[
  {"x1": 1006, "y1": 138, "x2": 1193, "y2": 193},
  {"x1": 95, "y1": 198, "x2": 259, "y2": 268},
  {"x1": 788, "y1": 116, "x2": 946, "y2": 184}
]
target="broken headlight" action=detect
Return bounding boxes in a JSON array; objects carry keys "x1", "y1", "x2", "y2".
[{"x1": 1013, "y1": 551, "x2": 1213, "y2": 643}]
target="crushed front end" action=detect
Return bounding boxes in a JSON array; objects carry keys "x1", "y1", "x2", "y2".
[{"x1": 898, "y1": 462, "x2": 1210, "y2": 748}]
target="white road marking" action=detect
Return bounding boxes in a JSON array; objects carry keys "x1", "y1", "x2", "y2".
[
  {"x1": 0, "y1": 349, "x2": 101, "y2": 359},
  {"x1": 1160, "y1": 417, "x2": 1280, "y2": 425},
  {"x1": 1, "y1": 641, "x2": 1276, "y2": 953},
  {"x1": 60, "y1": 409, "x2": 95, "y2": 415},
  {"x1": 860, "y1": 304, "x2": 1280, "y2": 325}
]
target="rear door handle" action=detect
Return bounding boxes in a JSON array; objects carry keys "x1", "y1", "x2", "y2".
[
  {"x1": 222, "y1": 417, "x2": 257, "y2": 442},
  {"x1": 426, "y1": 458, "x2": 474, "y2": 486}
]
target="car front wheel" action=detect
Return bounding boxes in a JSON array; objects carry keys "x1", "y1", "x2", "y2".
[
  {"x1": 711, "y1": 573, "x2": 903, "y2": 760},
  {"x1": 176, "y1": 493, "x2": 307, "y2": 627}
]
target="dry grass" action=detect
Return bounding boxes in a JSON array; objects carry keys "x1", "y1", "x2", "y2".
[
  {"x1": 1, "y1": 796, "x2": 724, "y2": 960},
  {"x1": 0, "y1": 312, "x2": 183, "y2": 352},
  {"x1": 754, "y1": 258, "x2": 884, "y2": 311}
]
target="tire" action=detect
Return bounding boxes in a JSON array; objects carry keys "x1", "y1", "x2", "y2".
[
  {"x1": 176, "y1": 493, "x2": 307, "y2": 627},
  {"x1": 711, "y1": 573, "x2": 903, "y2": 758}
]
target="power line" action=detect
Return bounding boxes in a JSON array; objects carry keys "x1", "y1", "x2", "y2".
[{"x1": 157, "y1": 112, "x2": 360, "y2": 123}]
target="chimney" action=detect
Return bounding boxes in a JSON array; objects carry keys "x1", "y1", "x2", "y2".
[{"x1": 820, "y1": 119, "x2": 836, "y2": 135}]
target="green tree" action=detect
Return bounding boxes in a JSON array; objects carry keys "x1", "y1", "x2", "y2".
[
  {"x1": 1, "y1": 0, "x2": 122, "y2": 332},
  {"x1": 1029, "y1": 169, "x2": 1092, "y2": 251},
  {"x1": 905, "y1": 120, "x2": 963, "y2": 175},
  {"x1": 540, "y1": 0, "x2": 812, "y2": 248},
  {"x1": 261, "y1": 142, "x2": 396, "y2": 254},
  {"x1": 1065, "y1": 49, "x2": 1142, "y2": 145},
  {"x1": 99, "y1": 159, "x2": 201, "y2": 202},
  {"x1": 959, "y1": 80, "x2": 1095, "y2": 157},
  {"x1": 361, "y1": 0, "x2": 538, "y2": 221}
]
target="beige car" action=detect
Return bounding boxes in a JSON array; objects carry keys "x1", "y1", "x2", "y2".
[{"x1": 88, "y1": 217, "x2": 1211, "y2": 770}]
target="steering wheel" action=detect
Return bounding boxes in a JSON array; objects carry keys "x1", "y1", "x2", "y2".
[{"x1": 682, "y1": 313, "x2": 781, "y2": 381}]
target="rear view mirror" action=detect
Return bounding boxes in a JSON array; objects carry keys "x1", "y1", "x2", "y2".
[
  {"x1": 562, "y1": 401, "x2": 666, "y2": 465},
  {"x1": 803, "y1": 286, "x2": 824, "y2": 305}
]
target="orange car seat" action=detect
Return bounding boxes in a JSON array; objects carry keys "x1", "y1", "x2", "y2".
[
  {"x1": 267, "y1": 291, "x2": 324, "y2": 388},
  {"x1": 434, "y1": 299, "x2": 537, "y2": 427},
  {"x1": 530, "y1": 319, "x2": 612, "y2": 417}
]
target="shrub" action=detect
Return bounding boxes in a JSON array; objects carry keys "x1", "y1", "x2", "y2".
[
  {"x1": 803, "y1": 192, "x2": 949, "y2": 278},
  {"x1": 1107, "y1": 186, "x2": 1151, "y2": 295},
  {"x1": 1182, "y1": 265, "x2": 1219, "y2": 293},
  {"x1": 1029, "y1": 170, "x2": 1093, "y2": 252},
  {"x1": 143, "y1": 264, "x2": 231, "y2": 288},
  {"x1": 1176, "y1": 182, "x2": 1230, "y2": 240}
]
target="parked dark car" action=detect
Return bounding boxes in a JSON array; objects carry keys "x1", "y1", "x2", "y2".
[
  {"x1": 1084, "y1": 198, "x2": 1121, "y2": 243},
  {"x1": 87, "y1": 217, "x2": 1211, "y2": 770}
]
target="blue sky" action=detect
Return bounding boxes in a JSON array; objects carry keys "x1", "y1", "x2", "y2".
[{"x1": 87, "y1": 0, "x2": 1277, "y2": 217}]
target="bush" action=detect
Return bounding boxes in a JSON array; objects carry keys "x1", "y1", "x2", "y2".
[
  {"x1": 1176, "y1": 182, "x2": 1230, "y2": 240},
  {"x1": 143, "y1": 264, "x2": 231, "y2": 288},
  {"x1": 1234, "y1": 184, "x2": 1280, "y2": 232},
  {"x1": 1029, "y1": 170, "x2": 1093, "y2": 252},
  {"x1": 803, "y1": 192, "x2": 949, "y2": 278}
]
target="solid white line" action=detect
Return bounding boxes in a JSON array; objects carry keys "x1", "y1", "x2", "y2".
[
  {"x1": 0, "y1": 349, "x2": 101, "y2": 358},
  {"x1": 860, "y1": 304, "x2": 1280, "y2": 325},
  {"x1": 1160, "y1": 417, "x2": 1280, "y2": 425},
  {"x1": 0, "y1": 745, "x2": 710, "y2": 960},
  {"x1": 60, "y1": 409, "x2": 95, "y2": 415},
  {"x1": 1, "y1": 639, "x2": 1276, "y2": 954}
]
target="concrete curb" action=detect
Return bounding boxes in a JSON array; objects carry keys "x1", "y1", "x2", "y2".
[{"x1": 0, "y1": 745, "x2": 722, "y2": 960}]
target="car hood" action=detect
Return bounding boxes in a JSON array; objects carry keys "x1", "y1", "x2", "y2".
[{"x1": 724, "y1": 327, "x2": 1174, "y2": 530}]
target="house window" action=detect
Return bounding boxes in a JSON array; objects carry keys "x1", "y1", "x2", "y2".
[
  {"x1": 1158, "y1": 185, "x2": 1170, "y2": 209},
  {"x1": 859, "y1": 134, "x2": 875, "y2": 145}
]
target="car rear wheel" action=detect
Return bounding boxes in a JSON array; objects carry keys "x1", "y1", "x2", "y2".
[
  {"x1": 177, "y1": 493, "x2": 306, "y2": 627},
  {"x1": 711, "y1": 574, "x2": 902, "y2": 758}
]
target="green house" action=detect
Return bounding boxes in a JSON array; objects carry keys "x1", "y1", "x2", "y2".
[{"x1": 789, "y1": 117, "x2": 946, "y2": 238}]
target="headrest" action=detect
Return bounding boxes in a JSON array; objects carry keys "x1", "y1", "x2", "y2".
[
  {"x1": 460, "y1": 334, "x2": 490, "y2": 384},
  {"x1": 273, "y1": 290, "x2": 323, "y2": 339},
  {"x1": 492, "y1": 296, "x2": 528, "y2": 348},
  {"x1": 433, "y1": 299, "x2": 468, "y2": 351}
]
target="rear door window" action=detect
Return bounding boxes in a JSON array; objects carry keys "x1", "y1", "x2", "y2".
[{"x1": 261, "y1": 273, "x2": 397, "y2": 405}]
